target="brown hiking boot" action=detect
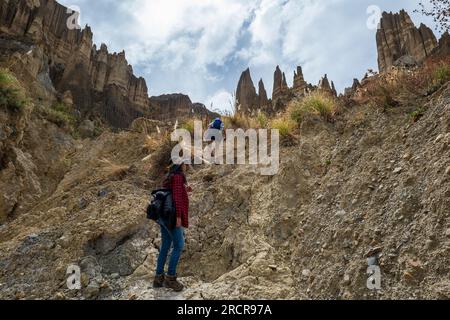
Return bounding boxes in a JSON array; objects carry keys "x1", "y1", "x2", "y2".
[
  {"x1": 164, "y1": 275, "x2": 184, "y2": 292},
  {"x1": 153, "y1": 274, "x2": 165, "y2": 288}
]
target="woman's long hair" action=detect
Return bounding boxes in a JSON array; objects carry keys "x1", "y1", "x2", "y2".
[{"x1": 163, "y1": 163, "x2": 187, "y2": 187}]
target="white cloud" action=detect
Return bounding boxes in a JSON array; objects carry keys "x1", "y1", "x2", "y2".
[
  {"x1": 122, "y1": 0, "x2": 255, "y2": 71},
  {"x1": 206, "y1": 90, "x2": 235, "y2": 114}
]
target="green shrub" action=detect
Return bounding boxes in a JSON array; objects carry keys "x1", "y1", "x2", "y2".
[
  {"x1": 0, "y1": 69, "x2": 27, "y2": 113},
  {"x1": 256, "y1": 111, "x2": 269, "y2": 128},
  {"x1": 409, "y1": 106, "x2": 426, "y2": 122},
  {"x1": 432, "y1": 63, "x2": 450, "y2": 87},
  {"x1": 270, "y1": 118, "x2": 296, "y2": 137},
  {"x1": 40, "y1": 103, "x2": 77, "y2": 128},
  {"x1": 288, "y1": 92, "x2": 338, "y2": 125}
]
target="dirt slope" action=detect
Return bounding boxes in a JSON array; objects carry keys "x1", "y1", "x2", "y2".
[{"x1": 0, "y1": 82, "x2": 449, "y2": 300}]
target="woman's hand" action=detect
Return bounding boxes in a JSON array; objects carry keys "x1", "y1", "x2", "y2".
[{"x1": 176, "y1": 217, "x2": 182, "y2": 228}]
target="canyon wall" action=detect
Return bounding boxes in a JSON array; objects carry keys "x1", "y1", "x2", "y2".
[
  {"x1": 0, "y1": 0, "x2": 216, "y2": 128},
  {"x1": 376, "y1": 10, "x2": 449, "y2": 72}
]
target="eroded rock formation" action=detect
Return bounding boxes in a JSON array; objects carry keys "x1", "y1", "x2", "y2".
[
  {"x1": 236, "y1": 68, "x2": 258, "y2": 114},
  {"x1": 258, "y1": 79, "x2": 269, "y2": 110},
  {"x1": 318, "y1": 74, "x2": 337, "y2": 97},
  {"x1": 0, "y1": 0, "x2": 215, "y2": 128},
  {"x1": 0, "y1": 0, "x2": 151, "y2": 127},
  {"x1": 272, "y1": 66, "x2": 283, "y2": 102},
  {"x1": 432, "y1": 31, "x2": 450, "y2": 57},
  {"x1": 150, "y1": 94, "x2": 218, "y2": 121},
  {"x1": 235, "y1": 65, "x2": 340, "y2": 114},
  {"x1": 376, "y1": 10, "x2": 438, "y2": 72},
  {"x1": 293, "y1": 66, "x2": 307, "y2": 96}
]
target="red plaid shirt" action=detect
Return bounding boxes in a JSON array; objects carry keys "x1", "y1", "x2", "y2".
[{"x1": 164, "y1": 173, "x2": 189, "y2": 228}]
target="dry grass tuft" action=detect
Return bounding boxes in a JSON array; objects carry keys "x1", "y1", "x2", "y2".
[{"x1": 99, "y1": 158, "x2": 130, "y2": 180}]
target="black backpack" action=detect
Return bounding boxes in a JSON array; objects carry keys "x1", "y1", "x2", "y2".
[{"x1": 146, "y1": 189, "x2": 177, "y2": 230}]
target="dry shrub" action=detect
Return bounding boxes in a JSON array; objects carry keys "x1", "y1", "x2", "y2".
[
  {"x1": 142, "y1": 133, "x2": 162, "y2": 154},
  {"x1": 224, "y1": 113, "x2": 250, "y2": 129},
  {"x1": 362, "y1": 77, "x2": 401, "y2": 110},
  {"x1": 146, "y1": 133, "x2": 179, "y2": 179},
  {"x1": 359, "y1": 57, "x2": 450, "y2": 109},
  {"x1": 99, "y1": 158, "x2": 130, "y2": 180},
  {"x1": 223, "y1": 111, "x2": 270, "y2": 130}
]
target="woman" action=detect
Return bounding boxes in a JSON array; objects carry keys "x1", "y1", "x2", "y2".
[{"x1": 153, "y1": 161, "x2": 192, "y2": 292}]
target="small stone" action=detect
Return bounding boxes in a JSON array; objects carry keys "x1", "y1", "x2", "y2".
[
  {"x1": 57, "y1": 236, "x2": 70, "y2": 249},
  {"x1": 111, "y1": 273, "x2": 120, "y2": 279},
  {"x1": 445, "y1": 229, "x2": 450, "y2": 238},
  {"x1": 85, "y1": 283, "x2": 100, "y2": 298},
  {"x1": 336, "y1": 210, "x2": 346, "y2": 216},
  {"x1": 445, "y1": 166, "x2": 450, "y2": 176},
  {"x1": 79, "y1": 198, "x2": 88, "y2": 210},
  {"x1": 302, "y1": 269, "x2": 311, "y2": 277},
  {"x1": 15, "y1": 292, "x2": 26, "y2": 300},
  {"x1": 434, "y1": 134, "x2": 444, "y2": 143},
  {"x1": 97, "y1": 189, "x2": 110, "y2": 198},
  {"x1": 129, "y1": 294, "x2": 138, "y2": 300},
  {"x1": 100, "y1": 281, "x2": 110, "y2": 289},
  {"x1": 407, "y1": 259, "x2": 423, "y2": 269},
  {"x1": 343, "y1": 274, "x2": 351, "y2": 286},
  {"x1": 393, "y1": 167, "x2": 403, "y2": 174},
  {"x1": 268, "y1": 265, "x2": 278, "y2": 271},
  {"x1": 54, "y1": 292, "x2": 66, "y2": 300}
]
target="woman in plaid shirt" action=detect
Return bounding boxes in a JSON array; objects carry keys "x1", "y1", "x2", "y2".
[{"x1": 153, "y1": 161, "x2": 192, "y2": 292}]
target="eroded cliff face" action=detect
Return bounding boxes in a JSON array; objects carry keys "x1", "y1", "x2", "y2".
[
  {"x1": 236, "y1": 10, "x2": 447, "y2": 116},
  {"x1": 149, "y1": 94, "x2": 218, "y2": 122},
  {"x1": 235, "y1": 65, "x2": 336, "y2": 115},
  {"x1": 1, "y1": 77, "x2": 449, "y2": 300},
  {"x1": 0, "y1": 0, "x2": 216, "y2": 128},
  {"x1": 0, "y1": 0, "x2": 151, "y2": 128},
  {"x1": 376, "y1": 10, "x2": 439, "y2": 72}
]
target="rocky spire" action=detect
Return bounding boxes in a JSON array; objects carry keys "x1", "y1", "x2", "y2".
[
  {"x1": 258, "y1": 79, "x2": 269, "y2": 109},
  {"x1": 318, "y1": 74, "x2": 337, "y2": 97},
  {"x1": 236, "y1": 68, "x2": 258, "y2": 114},
  {"x1": 344, "y1": 78, "x2": 362, "y2": 97},
  {"x1": 376, "y1": 10, "x2": 438, "y2": 72},
  {"x1": 282, "y1": 72, "x2": 288, "y2": 91},
  {"x1": 318, "y1": 74, "x2": 331, "y2": 91},
  {"x1": 331, "y1": 81, "x2": 337, "y2": 97},
  {"x1": 293, "y1": 66, "x2": 307, "y2": 95},
  {"x1": 432, "y1": 31, "x2": 450, "y2": 57},
  {"x1": 272, "y1": 66, "x2": 283, "y2": 102}
]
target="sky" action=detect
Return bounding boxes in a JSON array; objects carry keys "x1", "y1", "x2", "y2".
[{"x1": 59, "y1": 0, "x2": 440, "y2": 114}]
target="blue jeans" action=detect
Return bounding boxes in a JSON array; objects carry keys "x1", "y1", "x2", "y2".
[{"x1": 156, "y1": 221, "x2": 185, "y2": 276}]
